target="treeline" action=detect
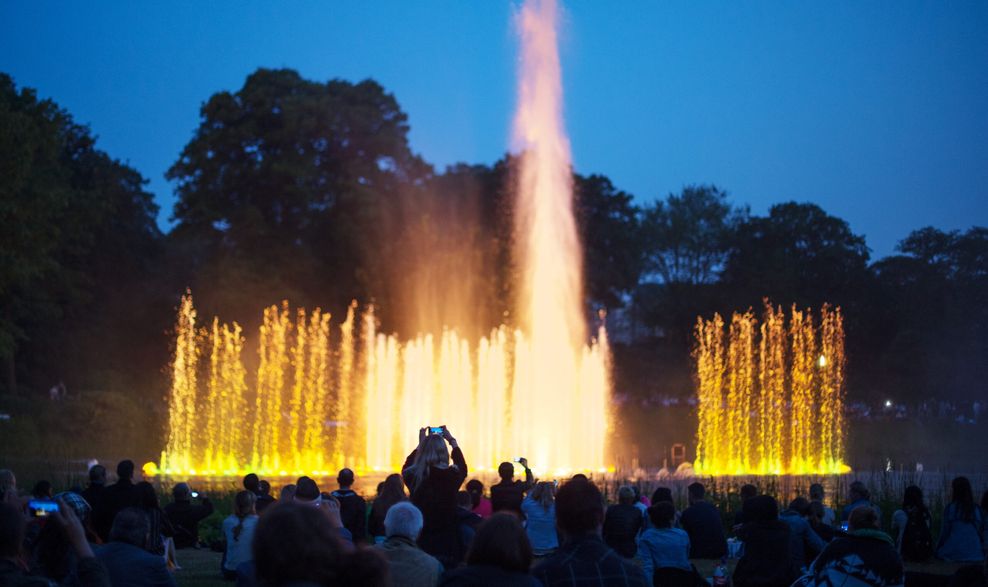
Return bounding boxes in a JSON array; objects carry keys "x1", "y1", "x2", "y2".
[{"x1": 1, "y1": 68, "x2": 985, "y2": 406}]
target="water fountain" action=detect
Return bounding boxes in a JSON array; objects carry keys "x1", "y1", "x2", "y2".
[
  {"x1": 157, "y1": 0, "x2": 611, "y2": 479},
  {"x1": 693, "y1": 301, "x2": 849, "y2": 475}
]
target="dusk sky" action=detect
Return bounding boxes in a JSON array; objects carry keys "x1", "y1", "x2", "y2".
[{"x1": 3, "y1": 1, "x2": 986, "y2": 258}]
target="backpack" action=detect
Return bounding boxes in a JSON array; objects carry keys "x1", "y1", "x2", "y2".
[{"x1": 900, "y1": 506, "x2": 934, "y2": 561}]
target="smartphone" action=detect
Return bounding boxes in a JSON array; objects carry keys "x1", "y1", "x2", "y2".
[
  {"x1": 840, "y1": 521, "x2": 849, "y2": 532},
  {"x1": 191, "y1": 491, "x2": 200, "y2": 498},
  {"x1": 429, "y1": 426, "x2": 444, "y2": 435},
  {"x1": 513, "y1": 457, "x2": 523, "y2": 463},
  {"x1": 28, "y1": 499, "x2": 59, "y2": 517}
]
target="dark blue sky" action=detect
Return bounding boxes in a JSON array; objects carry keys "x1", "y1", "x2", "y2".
[{"x1": 3, "y1": 1, "x2": 986, "y2": 258}]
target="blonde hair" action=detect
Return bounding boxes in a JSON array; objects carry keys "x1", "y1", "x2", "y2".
[
  {"x1": 529, "y1": 481, "x2": 555, "y2": 511},
  {"x1": 404, "y1": 435, "x2": 451, "y2": 492}
]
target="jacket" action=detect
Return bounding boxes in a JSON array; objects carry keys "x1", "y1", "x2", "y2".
[{"x1": 374, "y1": 535, "x2": 443, "y2": 587}]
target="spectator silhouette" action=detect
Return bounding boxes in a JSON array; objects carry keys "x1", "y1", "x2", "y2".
[
  {"x1": 222, "y1": 491, "x2": 258, "y2": 580},
  {"x1": 256, "y1": 480, "x2": 275, "y2": 513},
  {"x1": 96, "y1": 507, "x2": 176, "y2": 587},
  {"x1": 937, "y1": 476, "x2": 988, "y2": 562},
  {"x1": 402, "y1": 427, "x2": 468, "y2": 568},
  {"x1": 809, "y1": 483, "x2": 836, "y2": 527},
  {"x1": 490, "y1": 458, "x2": 533, "y2": 516},
  {"x1": 252, "y1": 501, "x2": 388, "y2": 587},
  {"x1": 331, "y1": 468, "x2": 367, "y2": 543},
  {"x1": 522, "y1": 481, "x2": 559, "y2": 557},
  {"x1": 798, "y1": 506, "x2": 904, "y2": 587},
  {"x1": 163, "y1": 482, "x2": 213, "y2": 549},
  {"x1": 81, "y1": 466, "x2": 106, "y2": 513},
  {"x1": 636, "y1": 501, "x2": 693, "y2": 583},
  {"x1": 374, "y1": 501, "x2": 443, "y2": 587},
  {"x1": 135, "y1": 482, "x2": 174, "y2": 556},
  {"x1": 93, "y1": 460, "x2": 139, "y2": 542},
  {"x1": 441, "y1": 513, "x2": 541, "y2": 586},
  {"x1": 369, "y1": 473, "x2": 407, "y2": 542},
  {"x1": 733, "y1": 495, "x2": 795, "y2": 587},
  {"x1": 780, "y1": 497, "x2": 826, "y2": 571},
  {"x1": 680, "y1": 482, "x2": 727, "y2": 559},
  {"x1": 603, "y1": 486, "x2": 644, "y2": 558},
  {"x1": 466, "y1": 479, "x2": 493, "y2": 518},
  {"x1": 531, "y1": 477, "x2": 647, "y2": 586},
  {"x1": 841, "y1": 481, "x2": 881, "y2": 523}
]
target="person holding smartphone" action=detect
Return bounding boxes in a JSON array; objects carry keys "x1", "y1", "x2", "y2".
[
  {"x1": 401, "y1": 425, "x2": 468, "y2": 568},
  {"x1": 491, "y1": 457, "x2": 534, "y2": 516}
]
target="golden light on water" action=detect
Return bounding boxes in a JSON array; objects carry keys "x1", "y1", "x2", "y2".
[
  {"x1": 694, "y1": 302, "x2": 848, "y2": 476},
  {"x1": 158, "y1": 0, "x2": 610, "y2": 478}
]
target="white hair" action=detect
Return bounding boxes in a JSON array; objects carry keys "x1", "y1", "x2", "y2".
[{"x1": 384, "y1": 501, "x2": 423, "y2": 539}]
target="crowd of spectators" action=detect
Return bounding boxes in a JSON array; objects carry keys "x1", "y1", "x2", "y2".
[{"x1": 1, "y1": 431, "x2": 987, "y2": 587}]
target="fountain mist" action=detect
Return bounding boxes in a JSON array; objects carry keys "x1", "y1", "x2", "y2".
[{"x1": 158, "y1": 0, "x2": 610, "y2": 478}]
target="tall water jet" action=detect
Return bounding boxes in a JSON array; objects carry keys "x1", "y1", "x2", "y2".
[
  {"x1": 694, "y1": 301, "x2": 848, "y2": 475},
  {"x1": 159, "y1": 0, "x2": 611, "y2": 478}
]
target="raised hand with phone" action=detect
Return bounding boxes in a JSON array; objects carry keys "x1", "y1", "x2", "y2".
[{"x1": 402, "y1": 424, "x2": 468, "y2": 568}]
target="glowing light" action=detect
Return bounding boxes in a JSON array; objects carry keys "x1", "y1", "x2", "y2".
[
  {"x1": 884, "y1": 400, "x2": 893, "y2": 408},
  {"x1": 142, "y1": 462, "x2": 159, "y2": 477},
  {"x1": 694, "y1": 302, "x2": 848, "y2": 476},
  {"x1": 157, "y1": 0, "x2": 610, "y2": 477}
]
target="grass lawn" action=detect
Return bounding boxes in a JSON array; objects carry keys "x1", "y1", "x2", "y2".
[{"x1": 173, "y1": 548, "x2": 226, "y2": 587}]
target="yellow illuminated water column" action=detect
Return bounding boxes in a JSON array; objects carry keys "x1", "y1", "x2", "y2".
[
  {"x1": 757, "y1": 303, "x2": 786, "y2": 474},
  {"x1": 819, "y1": 304, "x2": 846, "y2": 471},
  {"x1": 789, "y1": 307, "x2": 818, "y2": 473},
  {"x1": 694, "y1": 313, "x2": 725, "y2": 474},
  {"x1": 217, "y1": 322, "x2": 248, "y2": 474},
  {"x1": 334, "y1": 302, "x2": 357, "y2": 466},
  {"x1": 727, "y1": 311, "x2": 756, "y2": 474},
  {"x1": 253, "y1": 302, "x2": 292, "y2": 474},
  {"x1": 161, "y1": 292, "x2": 199, "y2": 475}
]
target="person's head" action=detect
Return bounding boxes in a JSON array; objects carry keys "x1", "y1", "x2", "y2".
[
  {"x1": 337, "y1": 468, "x2": 355, "y2": 489},
  {"x1": 409, "y1": 435, "x2": 451, "y2": 490},
  {"x1": 384, "y1": 501, "x2": 423, "y2": 540},
  {"x1": 116, "y1": 460, "x2": 135, "y2": 482},
  {"x1": 687, "y1": 482, "x2": 705, "y2": 504},
  {"x1": 555, "y1": 477, "x2": 604, "y2": 537},
  {"x1": 465, "y1": 513, "x2": 532, "y2": 573},
  {"x1": 902, "y1": 485, "x2": 925, "y2": 511},
  {"x1": 280, "y1": 484, "x2": 296, "y2": 502},
  {"x1": 617, "y1": 485, "x2": 635, "y2": 506},
  {"x1": 0, "y1": 502, "x2": 25, "y2": 559},
  {"x1": 651, "y1": 487, "x2": 673, "y2": 505},
  {"x1": 809, "y1": 483, "x2": 824, "y2": 501},
  {"x1": 466, "y1": 479, "x2": 484, "y2": 508},
  {"x1": 743, "y1": 495, "x2": 779, "y2": 523},
  {"x1": 31, "y1": 480, "x2": 53, "y2": 499},
  {"x1": 294, "y1": 477, "x2": 320, "y2": 503},
  {"x1": 848, "y1": 505, "x2": 879, "y2": 531},
  {"x1": 648, "y1": 501, "x2": 676, "y2": 528},
  {"x1": 235, "y1": 490, "x2": 257, "y2": 518},
  {"x1": 376, "y1": 474, "x2": 405, "y2": 505},
  {"x1": 172, "y1": 482, "x2": 192, "y2": 502},
  {"x1": 848, "y1": 481, "x2": 869, "y2": 502},
  {"x1": 259, "y1": 480, "x2": 271, "y2": 496},
  {"x1": 498, "y1": 461, "x2": 515, "y2": 481},
  {"x1": 951, "y1": 476, "x2": 974, "y2": 507},
  {"x1": 456, "y1": 491, "x2": 473, "y2": 510},
  {"x1": 136, "y1": 481, "x2": 159, "y2": 510},
  {"x1": 109, "y1": 507, "x2": 150, "y2": 547},
  {"x1": 788, "y1": 497, "x2": 810, "y2": 516},
  {"x1": 88, "y1": 465, "x2": 107, "y2": 486},
  {"x1": 529, "y1": 481, "x2": 556, "y2": 510},
  {"x1": 243, "y1": 473, "x2": 260, "y2": 493},
  {"x1": 254, "y1": 502, "x2": 388, "y2": 586},
  {"x1": 740, "y1": 484, "x2": 758, "y2": 501}
]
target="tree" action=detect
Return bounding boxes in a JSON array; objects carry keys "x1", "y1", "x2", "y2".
[
  {"x1": 0, "y1": 73, "x2": 160, "y2": 393},
  {"x1": 721, "y1": 202, "x2": 870, "y2": 310},
  {"x1": 167, "y1": 68, "x2": 431, "y2": 318},
  {"x1": 573, "y1": 173, "x2": 644, "y2": 309},
  {"x1": 634, "y1": 185, "x2": 745, "y2": 343}
]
